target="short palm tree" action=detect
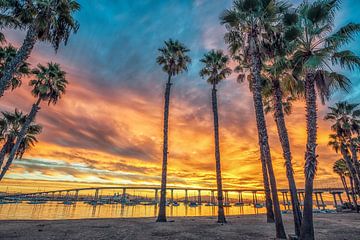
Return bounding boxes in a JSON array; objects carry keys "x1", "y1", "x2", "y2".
[
  {"x1": 325, "y1": 102, "x2": 360, "y2": 211},
  {"x1": 328, "y1": 134, "x2": 359, "y2": 209},
  {"x1": 0, "y1": 0, "x2": 80, "y2": 97},
  {"x1": 333, "y1": 159, "x2": 352, "y2": 204},
  {"x1": 325, "y1": 101, "x2": 360, "y2": 179},
  {"x1": 0, "y1": 120, "x2": 41, "y2": 180},
  {"x1": 0, "y1": 45, "x2": 30, "y2": 92},
  {"x1": 287, "y1": 1, "x2": 360, "y2": 238},
  {"x1": 199, "y1": 49, "x2": 232, "y2": 223},
  {"x1": 0, "y1": 62, "x2": 67, "y2": 181},
  {"x1": 0, "y1": 109, "x2": 26, "y2": 167},
  {"x1": 156, "y1": 39, "x2": 191, "y2": 222},
  {"x1": 220, "y1": 1, "x2": 287, "y2": 238}
]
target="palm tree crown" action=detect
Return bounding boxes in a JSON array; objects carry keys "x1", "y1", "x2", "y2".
[
  {"x1": 0, "y1": 109, "x2": 41, "y2": 158},
  {"x1": 199, "y1": 50, "x2": 232, "y2": 86},
  {"x1": 220, "y1": 0, "x2": 288, "y2": 56},
  {"x1": 325, "y1": 101, "x2": 360, "y2": 139},
  {"x1": 0, "y1": 109, "x2": 26, "y2": 144},
  {"x1": 290, "y1": 0, "x2": 360, "y2": 103},
  {"x1": 0, "y1": 0, "x2": 80, "y2": 51},
  {"x1": 156, "y1": 39, "x2": 191, "y2": 77},
  {"x1": 328, "y1": 133, "x2": 349, "y2": 154},
  {"x1": 16, "y1": 123, "x2": 42, "y2": 159},
  {"x1": 0, "y1": 45, "x2": 30, "y2": 90},
  {"x1": 30, "y1": 62, "x2": 68, "y2": 105},
  {"x1": 333, "y1": 158, "x2": 349, "y2": 177}
]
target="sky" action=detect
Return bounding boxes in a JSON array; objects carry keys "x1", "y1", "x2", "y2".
[{"x1": 1, "y1": 0, "x2": 360, "y2": 193}]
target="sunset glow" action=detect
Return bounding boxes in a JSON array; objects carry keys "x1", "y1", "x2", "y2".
[{"x1": 1, "y1": 0, "x2": 360, "y2": 194}]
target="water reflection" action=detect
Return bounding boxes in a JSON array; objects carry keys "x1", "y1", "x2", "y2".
[{"x1": 0, "y1": 202, "x2": 268, "y2": 220}]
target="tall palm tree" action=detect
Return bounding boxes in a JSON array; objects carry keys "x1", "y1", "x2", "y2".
[
  {"x1": 156, "y1": 39, "x2": 191, "y2": 222},
  {"x1": 0, "y1": 0, "x2": 80, "y2": 97},
  {"x1": 0, "y1": 121, "x2": 41, "y2": 180},
  {"x1": 0, "y1": 45, "x2": 30, "y2": 92},
  {"x1": 221, "y1": 1, "x2": 288, "y2": 238},
  {"x1": 333, "y1": 158, "x2": 352, "y2": 204},
  {"x1": 0, "y1": 62, "x2": 67, "y2": 181},
  {"x1": 287, "y1": 1, "x2": 360, "y2": 238},
  {"x1": 261, "y1": 15, "x2": 305, "y2": 236},
  {"x1": 199, "y1": 50, "x2": 232, "y2": 223}
]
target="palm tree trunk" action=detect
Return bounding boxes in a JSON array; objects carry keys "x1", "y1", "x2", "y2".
[
  {"x1": 350, "y1": 177, "x2": 357, "y2": 201},
  {"x1": 272, "y1": 79, "x2": 302, "y2": 236},
  {"x1": 211, "y1": 84, "x2": 226, "y2": 223},
  {"x1": 349, "y1": 142, "x2": 360, "y2": 182},
  {"x1": 341, "y1": 148, "x2": 360, "y2": 197},
  {"x1": 0, "y1": 138, "x2": 13, "y2": 169},
  {"x1": 249, "y1": 31, "x2": 286, "y2": 239},
  {"x1": 248, "y1": 33, "x2": 276, "y2": 225},
  {"x1": 349, "y1": 176, "x2": 359, "y2": 212},
  {"x1": 260, "y1": 150, "x2": 275, "y2": 223},
  {"x1": 0, "y1": 25, "x2": 37, "y2": 97},
  {"x1": 157, "y1": 75, "x2": 172, "y2": 222},
  {"x1": 0, "y1": 98, "x2": 41, "y2": 181},
  {"x1": 341, "y1": 175, "x2": 352, "y2": 204},
  {"x1": 300, "y1": 72, "x2": 317, "y2": 240},
  {"x1": 341, "y1": 149, "x2": 360, "y2": 211}
]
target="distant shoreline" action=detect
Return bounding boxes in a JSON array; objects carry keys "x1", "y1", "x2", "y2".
[{"x1": 1, "y1": 213, "x2": 359, "y2": 240}]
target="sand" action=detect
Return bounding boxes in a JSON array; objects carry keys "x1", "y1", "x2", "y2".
[{"x1": 0, "y1": 213, "x2": 359, "y2": 240}]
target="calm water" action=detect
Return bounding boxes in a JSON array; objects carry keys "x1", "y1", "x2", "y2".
[{"x1": 0, "y1": 202, "x2": 268, "y2": 220}]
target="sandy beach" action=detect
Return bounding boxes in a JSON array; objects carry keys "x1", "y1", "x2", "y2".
[{"x1": 0, "y1": 213, "x2": 359, "y2": 240}]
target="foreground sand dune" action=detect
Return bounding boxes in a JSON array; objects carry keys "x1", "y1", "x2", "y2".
[{"x1": 0, "y1": 213, "x2": 359, "y2": 240}]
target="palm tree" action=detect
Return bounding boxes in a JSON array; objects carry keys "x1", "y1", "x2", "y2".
[
  {"x1": 199, "y1": 50, "x2": 232, "y2": 223},
  {"x1": 0, "y1": 45, "x2": 30, "y2": 92},
  {"x1": 156, "y1": 39, "x2": 191, "y2": 222},
  {"x1": 325, "y1": 102, "x2": 360, "y2": 180},
  {"x1": 0, "y1": 62, "x2": 67, "y2": 181},
  {"x1": 220, "y1": 1, "x2": 287, "y2": 238},
  {"x1": 0, "y1": 109, "x2": 26, "y2": 167},
  {"x1": 0, "y1": 120, "x2": 41, "y2": 180},
  {"x1": 333, "y1": 159, "x2": 352, "y2": 204},
  {"x1": 286, "y1": 1, "x2": 360, "y2": 238},
  {"x1": 263, "y1": 72, "x2": 304, "y2": 236},
  {"x1": 0, "y1": 0, "x2": 80, "y2": 97},
  {"x1": 325, "y1": 101, "x2": 360, "y2": 211},
  {"x1": 328, "y1": 135, "x2": 359, "y2": 210},
  {"x1": 261, "y1": 15, "x2": 305, "y2": 236}
]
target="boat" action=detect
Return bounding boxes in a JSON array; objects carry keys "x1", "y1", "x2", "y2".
[
  {"x1": 205, "y1": 202, "x2": 215, "y2": 206},
  {"x1": 0, "y1": 198, "x2": 21, "y2": 204},
  {"x1": 86, "y1": 200, "x2": 104, "y2": 206},
  {"x1": 234, "y1": 202, "x2": 244, "y2": 206},
  {"x1": 141, "y1": 201, "x2": 157, "y2": 205},
  {"x1": 28, "y1": 200, "x2": 47, "y2": 204},
  {"x1": 189, "y1": 201, "x2": 198, "y2": 207},
  {"x1": 254, "y1": 203, "x2": 264, "y2": 208},
  {"x1": 63, "y1": 200, "x2": 75, "y2": 205},
  {"x1": 0, "y1": 199, "x2": 9, "y2": 204},
  {"x1": 223, "y1": 202, "x2": 232, "y2": 207}
]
